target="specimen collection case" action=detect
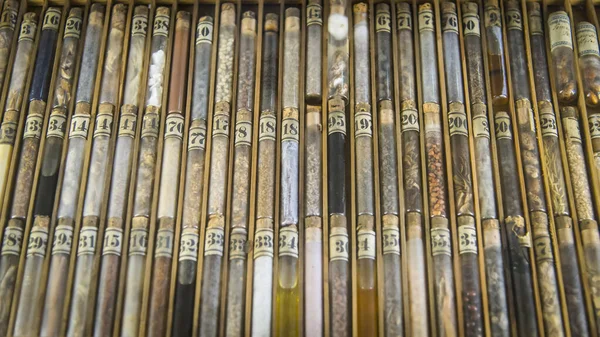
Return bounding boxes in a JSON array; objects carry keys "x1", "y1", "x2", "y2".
[{"x1": 0, "y1": 0, "x2": 598, "y2": 336}]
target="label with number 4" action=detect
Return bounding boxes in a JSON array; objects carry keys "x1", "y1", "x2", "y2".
[
  {"x1": 279, "y1": 227, "x2": 299, "y2": 258},
  {"x1": 357, "y1": 230, "x2": 376, "y2": 260}
]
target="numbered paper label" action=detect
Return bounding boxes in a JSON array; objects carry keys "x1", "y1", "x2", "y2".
[
  {"x1": 505, "y1": 8, "x2": 522, "y2": 31},
  {"x1": 259, "y1": 114, "x2": 276, "y2": 141},
  {"x1": 549, "y1": 12, "x2": 573, "y2": 52},
  {"x1": 589, "y1": 115, "x2": 600, "y2": 139},
  {"x1": 132, "y1": 14, "x2": 148, "y2": 37},
  {"x1": 235, "y1": 121, "x2": 252, "y2": 147},
  {"x1": 529, "y1": 13, "x2": 543, "y2": 36},
  {"x1": 196, "y1": 20, "x2": 213, "y2": 44},
  {"x1": 0, "y1": 7, "x2": 18, "y2": 30},
  {"x1": 47, "y1": 114, "x2": 67, "y2": 139},
  {"x1": 281, "y1": 118, "x2": 300, "y2": 142},
  {"x1": 396, "y1": 11, "x2": 412, "y2": 31},
  {"x1": 254, "y1": 228, "x2": 274, "y2": 259},
  {"x1": 118, "y1": 113, "x2": 137, "y2": 138},
  {"x1": 328, "y1": 111, "x2": 346, "y2": 135},
  {"x1": 93, "y1": 112, "x2": 114, "y2": 138},
  {"x1": 204, "y1": 227, "x2": 225, "y2": 256},
  {"x1": 26, "y1": 227, "x2": 48, "y2": 257},
  {"x1": 229, "y1": 228, "x2": 247, "y2": 260},
  {"x1": 376, "y1": 9, "x2": 391, "y2": 33},
  {"x1": 179, "y1": 232, "x2": 199, "y2": 261},
  {"x1": 449, "y1": 109, "x2": 468, "y2": 136},
  {"x1": 64, "y1": 15, "x2": 83, "y2": 38},
  {"x1": 534, "y1": 236, "x2": 553, "y2": 262},
  {"x1": 1, "y1": 227, "x2": 23, "y2": 256},
  {"x1": 472, "y1": 115, "x2": 490, "y2": 139},
  {"x1": 431, "y1": 227, "x2": 451, "y2": 256},
  {"x1": 212, "y1": 114, "x2": 230, "y2": 138},
  {"x1": 307, "y1": 4, "x2": 322, "y2": 26},
  {"x1": 102, "y1": 227, "x2": 123, "y2": 256},
  {"x1": 354, "y1": 111, "x2": 372, "y2": 138},
  {"x1": 52, "y1": 225, "x2": 73, "y2": 255},
  {"x1": 484, "y1": 7, "x2": 501, "y2": 28},
  {"x1": 153, "y1": 13, "x2": 169, "y2": 37},
  {"x1": 382, "y1": 227, "x2": 400, "y2": 255},
  {"x1": 577, "y1": 22, "x2": 600, "y2": 57},
  {"x1": 43, "y1": 9, "x2": 61, "y2": 30},
  {"x1": 23, "y1": 114, "x2": 44, "y2": 139},
  {"x1": 357, "y1": 230, "x2": 376, "y2": 260},
  {"x1": 155, "y1": 228, "x2": 174, "y2": 258},
  {"x1": 458, "y1": 225, "x2": 477, "y2": 255},
  {"x1": 188, "y1": 124, "x2": 207, "y2": 150},
  {"x1": 19, "y1": 21, "x2": 36, "y2": 41},
  {"x1": 564, "y1": 117, "x2": 582, "y2": 143},
  {"x1": 0, "y1": 120, "x2": 17, "y2": 144},
  {"x1": 539, "y1": 109, "x2": 558, "y2": 137},
  {"x1": 442, "y1": 11, "x2": 458, "y2": 33},
  {"x1": 77, "y1": 227, "x2": 98, "y2": 256},
  {"x1": 494, "y1": 114, "x2": 512, "y2": 140},
  {"x1": 279, "y1": 227, "x2": 299, "y2": 258},
  {"x1": 165, "y1": 114, "x2": 184, "y2": 140},
  {"x1": 418, "y1": 9, "x2": 434, "y2": 32},
  {"x1": 128, "y1": 228, "x2": 148, "y2": 256},
  {"x1": 463, "y1": 13, "x2": 480, "y2": 36},
  {"x1": 329, "y1": 232, "x2": 349, "y2": 262},
  {"x1": 401, "y1": 108, "x2": 419, "y2": 132},
  {"x1": 141, "y1": 112, "x2": 160, "y2": 138},
  {"x1": 69, "y1": 115, "x2": 90, "y2": 139}
]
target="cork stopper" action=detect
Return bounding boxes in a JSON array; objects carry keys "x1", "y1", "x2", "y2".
[
  {"x1": 462, "y1": 2, "x2": 478, "y2": 15},
  {"x1": 199, "y1": 15, "x2": 213, "y2": 24},
  {"x1": 156, "y1": 6, "x2": 170, "y2": 17},
  {"x1": 442, "y1": 2, "x2": 455, "y2": 14},
  {"x1": 220, "y1": 3, "x2": 236, "y2": 26},
  {"x1": 111, "y1": 4, "x2": 127, "y2": 31},
  {"x1": 69, "y1": 7, "x2": 83, "y2": 19},
  {"x1": 397, "y1": 2, "x2": 410, "y2": 14},
  {"x1": 4, "y1": 0, "x2": 18, "y2": 11},
  {"x1": 264, "y1": 13, "x2": 278, "y2": 32},
  {"x1": 134, "y1": 5, "x2": 148, "y2": 17},
  {"x1": 176, "y1": 11, "x2": 190, "y2": 29},
  {"x1": 242, "y1": 11, "x2": 256, "y2": 33},
  {"x1": 377, "y1": 3, "x2": 390, "y2": 13},
  {"x1": 506, "y1": 1, "x2": 519, "y2": 11},
  {"x1": 22, "y1": 12, "x2": 36, "y2": 23},
  {"x1": 89, "y1": 3, "x2": 105, "y2": 25},
  {"x1": 285, "y1": 7, "x2": 300, "y2": 30},
  {"x1": 353, "y1": 3, "x2": 367, "y2": 25},
  {"x1": 419, "y1": 3, "x2": 432, "y2": 12},
  {"x1": 330, "y1": 0, "x2": 346, "y2": 15},
  {"x1": 527, "y1": 1, "x2": 541, "y2": 13}
]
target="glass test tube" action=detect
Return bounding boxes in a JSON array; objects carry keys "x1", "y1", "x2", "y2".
[
  {"x1": 441, "y1": 3, "x2": 483, "y2": 336},
  {"x1": 199, "y1": 4, "x2": 235, "y2": 337},
  {"x1": 327, "y1": 1, "x2": 350, "y2": 336},
  {"x1": 224, "y1": 10, "x2": 257, "y2": 337},
  {"x1": 0, "y1": 12, "x2": 37, "y2": 220},
  {"x1": 353, "y1": 3, "x2": 377, "y2": 337},
  {"x1": 39, "y1": 5, "x2": 105, "y2": 336},
  {"x1": 396, "y1": 3, "x2": 428, "y2": 337},
  {"x1": 275, "y1": 8, "x2": 301, "y2": 337},
  {"x1": 93, "y1": 6, "x2": 149, "y2": 336},
  {"x1": 504, "y1": 2, "x2": 565, "y2": 335},
  {"x1": 66, "y1": 5, "x2": 127, "y2": 336},
  {"x1": 418, "y1": 4, "x2": 457, "y2": 336},
  {"x1": 251, "y1": 12, "x2": 278, "y2": 337},
  {"x1": 303, "y1": 1, "x2": 323, "y2": 335},
  {"x1": 171, "y1": 14, "x2": 212, "y2": 337},
  {"x1": 146, "y1": 11, "x2": 190, "y2": 337},
  {"x1": 13, "y1": 8, "x2": 82, "y2": 336},
  {"x1": 0, "y1": 8, "x2": 59, "y2": 336},
  {"x1": 461, "y1": 3, "x2": 509, "y2": 337},
  {"x1": 120, "y1": 7, "x2": 170, "y2": 337},
  {"x1": 0, "y1": 0, "x2": 19, "y2": 94}
]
